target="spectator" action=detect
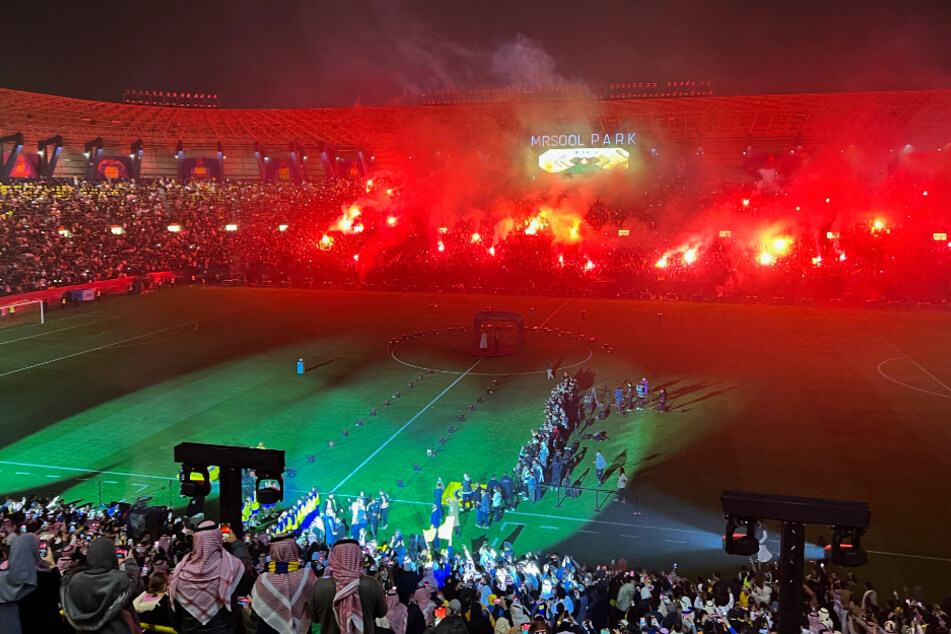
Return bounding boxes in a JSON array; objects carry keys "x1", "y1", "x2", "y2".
[
  {"x1": 0, "y1": 534, "x2": 56, "y2": 634},
  {"x1": 309, "y1": 539, "x2": 386, "y2": 634},
  {"x1": 60, "y1": 536, "x2": 139, "y2": 633},
  {"x1": 133, "y1": 572, "x2": 173, "y2": 628},
  {"x1": 169, "y1": 520, "x2": 249, "y2": 633},
  {"x1": 250, "y1": 533, "x2": 316, "y2": 634}
]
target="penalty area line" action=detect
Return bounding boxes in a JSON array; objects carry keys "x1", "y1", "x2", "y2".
[
  {"x1": 0, "y1": 310, "x2": 238, "y2": 379},
  {"x1": 0, "y1": 317, "x2": 119, "y2": 345},
  {"x1": 331, "y1": 358, "x2": 483, "y2": 493}
]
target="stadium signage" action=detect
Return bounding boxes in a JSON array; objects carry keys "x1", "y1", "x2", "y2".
[{"x1": 531, "y1": 132, "x2": 637, "y2": 148}]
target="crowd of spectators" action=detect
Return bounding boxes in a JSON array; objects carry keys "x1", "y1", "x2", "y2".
[
  {"x1": 2, "y1": 158, "x2": 951, "y2": 302},
  {"x1": 2, "y1": 494, "x2": 950, "y2": 634}
]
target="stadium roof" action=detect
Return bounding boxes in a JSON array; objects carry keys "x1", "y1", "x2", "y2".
[{"x1": 1, "y1": 87, "x2": 950, "y2": 154}]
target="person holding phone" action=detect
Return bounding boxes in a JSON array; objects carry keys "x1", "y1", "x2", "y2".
[
  {"x1": 62, "y1": 537, "x2": 138, "y2": 634},
  {"x1": 1, "y1": 533, "x2": 67, "y2": 634}
]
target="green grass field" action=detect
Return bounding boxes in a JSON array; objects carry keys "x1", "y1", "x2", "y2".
[{"x1": 2, "y1": 287, "x2": 951, "y2": 597}]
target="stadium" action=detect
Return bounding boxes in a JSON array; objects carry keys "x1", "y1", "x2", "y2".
[{"x1": 2, "y1": 13, "x2": 951, "y2": 634}]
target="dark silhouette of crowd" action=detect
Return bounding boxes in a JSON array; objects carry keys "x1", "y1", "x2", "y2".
[{"x1": 3, "y1": 494, "x2": 950, "y2": 634}]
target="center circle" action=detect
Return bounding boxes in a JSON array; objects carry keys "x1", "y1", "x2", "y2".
[{"x1": 390, "y1": 329, "x2": 594, "y2": 375}]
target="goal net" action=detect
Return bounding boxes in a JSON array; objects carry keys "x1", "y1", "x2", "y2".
[{"x1": 0, "y1": 299, "x2": 45, "y2": 330}]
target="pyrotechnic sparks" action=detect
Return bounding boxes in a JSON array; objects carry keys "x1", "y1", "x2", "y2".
[
  {"x1": 524, "y1": 216, "x2": 549, "y2": 235},
  {"x1": 683, "y1": 248, "x2": 697, "y2": 264},
  {"x1": 759, "y1": 252, "x2": 773, "y2": 265},
  {"x1": 471, "y1": 232, "x2": 481, "y2": 243},
  {"x1": 655, "y1": 256, "x2": 668, "y2": 269},
  {"x1": 585, "y1": 259, "x2": 595, "y2": 271},
  {"x1": 437, "y1": 241, "x2": 445, "y2": 252}
]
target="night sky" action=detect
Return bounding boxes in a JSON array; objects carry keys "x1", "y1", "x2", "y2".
[{"x1": 4, "y1": 0, "x2": 951, "y2": 108}]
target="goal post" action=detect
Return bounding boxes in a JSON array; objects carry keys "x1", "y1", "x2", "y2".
[{"x1": 0, "y1": 299, "x2": 45, "y2": 329}]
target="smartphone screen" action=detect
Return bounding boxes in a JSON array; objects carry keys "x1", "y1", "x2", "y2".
[{"x1": 435, "y1": 608, "x2": 447, "y2": 620}]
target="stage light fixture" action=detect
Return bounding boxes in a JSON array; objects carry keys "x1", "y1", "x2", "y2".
[
  {"x1": 180, "y1": 464, "x2": 211, "y2": 497},
  {"x1": 255, "y1": 470, "x2": 284, "y2": 505},
  {"x1": 722, "y1": 515, "x2": 759, "y2": 556},
  {"x1": 825, "y1": 526, "x2": 867, "y2": 567}
]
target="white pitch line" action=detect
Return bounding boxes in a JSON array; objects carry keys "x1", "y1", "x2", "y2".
[
  {"x1": 537, "y1": 298, "x2": 571, "y2": 330},
  {"x1": 541, "y1": 525, "x2": 559, "y2": 530},
  {"x1": 508, "y1": 509, "x2": 706, "y2": 537},
  {"x1": 0, "y1": 460, "x2": 172, "y2": 480},
  {"x1": 877, "y1": 357, "x2": 951, "y2": 399},
  {"x1": 0, "y1": 311, "x2": 235, "y2": 379},
  {"x1": 579, "y1": 529, "x2": 599, "y2": 534},
  {"x1": 882, "y1": 338, "x2": 951, "y2": 397},
  {"x1": 867, "y1": 550, "x2": 951, "y2": 563},
  {"x1": 331, "y1": 359, "x2": 483, "y2": 493},
  {"x1": 665, "y1": 538, "x2": 688, "y2": 544},
  {"x1": 322, "y1": 493, "x2": 951, "y2": 563},
  {"x1": 0, "y1": 317, "x2": 118, "y2": 345}
]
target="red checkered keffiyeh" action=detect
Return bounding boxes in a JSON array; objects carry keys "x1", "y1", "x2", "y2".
[
  {"x1": 169, "y1": 522, "x2": 245, "y2": 625},
  {"x1": 330, "y1": 541, "x2": 366, "y2": 634},
  {"x1": 251, "y1": 535, "x2": 316, "y2": 634}
]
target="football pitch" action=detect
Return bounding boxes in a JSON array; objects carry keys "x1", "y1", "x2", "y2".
[{"x1": 2, "y1": 286, "x2": 951, "y2": 596}]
